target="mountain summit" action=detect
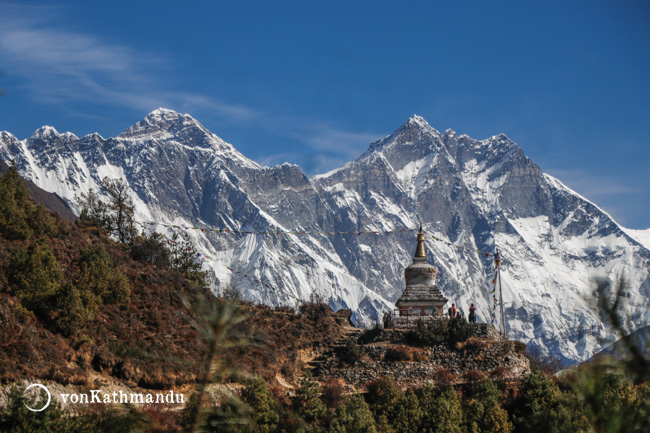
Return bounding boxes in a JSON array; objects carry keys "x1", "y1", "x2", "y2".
[
  {"x1": 1, "y1": 113, "x2": 648, "y2": 364},
  {"x1": 119, "y1": 108, "x2": 211, "y2": 143}
]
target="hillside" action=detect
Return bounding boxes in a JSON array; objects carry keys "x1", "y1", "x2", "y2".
[
  {"x1": 0, "y1": 165, "x2": 347, "y2": 392},
  {"x1": 0, "y1": 160, "x2": 75, "y2": 222}
]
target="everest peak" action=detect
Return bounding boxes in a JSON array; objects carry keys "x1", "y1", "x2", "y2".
[
  {"x1": 146, "y1": 107, "x2": 187, "y2": 123},
  {"x1": 118, "y1": 107, "x2": 206, "y2": 140}
]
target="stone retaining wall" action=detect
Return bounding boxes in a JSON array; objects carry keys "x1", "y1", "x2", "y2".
[{"x1": 313, "y1": 331, "x2": 529, "y2": 385}]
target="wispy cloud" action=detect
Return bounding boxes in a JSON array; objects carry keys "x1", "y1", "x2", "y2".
[
  {"x1": 0, "y1": 4, "x2": 381, "y2": 174},
  {"x1": 0, "y1": 6, "x2": 255, "y2": 122},
  {"x1": 254, "y1": 120, "x2": 382, "y2": 174},
  {"x1": 291, "y1": 127, "x2": 380, "y2": 158}
]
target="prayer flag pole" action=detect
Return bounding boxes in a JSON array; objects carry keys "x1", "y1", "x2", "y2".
[{"x1": 495, "y1": 248, "x2": 506, "y2": 338}]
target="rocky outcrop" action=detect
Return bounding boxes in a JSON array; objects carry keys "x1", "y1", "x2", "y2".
[{"x1": 310, "y1": 327, "x2": 529, "y2": 386}]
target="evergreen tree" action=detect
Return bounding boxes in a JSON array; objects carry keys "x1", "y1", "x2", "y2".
[
  {"x1": 31, "y1": 203, "x2": 59, "y2": 237},
  {"x1": 168, "y1": 233, "x2": 208, "y2": 287},
  {"x1": 241, "y1": 378, "x2": 281, "y2": 433},
  {"x1": 365, "y1": 377, "x2": 402, "y2": 424},
  {"x1": 509, "y1": 370, "x2": 585, "y2": 433},
  {"x1": 9, "y1": 240, "x2": 63, "y2": 314},
  {"x1": 0, "y1": 164, "x2": 56, "y2": 240},
  {"x1": 130, "y1": 232, "x2": 172, "y2": 268},
  {"x1": 54, "y1": 281, "x2": 100, "y2": 336},
  {"x1": 419, "y1": 386, "x2": 463, "y2": 433},
  {"x1": 629, "y1": 382, "x2": 650, "y2": 432},
  {"x1": 294, "y1": 374, "x2": 327, "y2": 424},
  {"x1": 392, "y1": 389, "x2": 423, "y2": 433},
  {"x1": 0, "y1": 169, "x2": 33, "y2": 239},
  {"x1": 464, "y1": 380, "x2": 512, "y2": 433},
  {"x1": 569, "y1": 362, "x2": 650, "y2": 433},
  {"x1": 365, "y1": 376, "x2": 425, "y2": 433},
  {"x1": 328, "y1": 395, "x2": 377, "y2": 433},
  {"x1": 78, "y1": 245, "x2": 130, "y2": 305}
]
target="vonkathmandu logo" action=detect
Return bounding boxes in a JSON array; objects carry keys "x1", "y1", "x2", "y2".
[
  {"x1": 60, "y1": 390, "x2": 185, "y2": 405},
  {"x1": 23, "y1": 383, "x2": 52, "y2": 412}
]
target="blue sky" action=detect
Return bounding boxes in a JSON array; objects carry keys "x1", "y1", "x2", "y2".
[{"x1": 0, "y1": 0, "x2": 648, "y2": 229}]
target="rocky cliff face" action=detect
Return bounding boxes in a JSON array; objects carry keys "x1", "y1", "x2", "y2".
[{"x1": 1, "y1": 109, "x2": 648, "y2": 364}]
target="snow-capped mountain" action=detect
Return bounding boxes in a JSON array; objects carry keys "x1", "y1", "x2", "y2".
[{"x1": 1, "y1": 109, "x2": 648, "y2": 364}]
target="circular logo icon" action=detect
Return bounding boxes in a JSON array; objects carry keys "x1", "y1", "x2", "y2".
[{"x1": 23, "y1": 383, "x2": 51, "y2": 412}]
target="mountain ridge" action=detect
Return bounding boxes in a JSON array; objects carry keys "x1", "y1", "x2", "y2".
[{"x1": 1, "y1": 109, "x2": 648, "y2": 364}]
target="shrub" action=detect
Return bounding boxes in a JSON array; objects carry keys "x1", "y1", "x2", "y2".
[
  {"x1": 130, "y1": 233, "x2": 171, "y2": 268},
  {"x1": 448, "y1": 316, "x2": 476, "y2": 347},
  {"x1": 412, "y1": 349, "x2": 430, "y2": 362},
  {"x1": 358, "y1": 324, "x2": 382, "y2": 345},
  {"x1": 433, "y1": 368, "x2": 456, "y2": 388},
  {"x1": 321, "y1": 378, "x2": 345, "y2": 409},
  {"x1": 490, "y1": 366, "x2": 511, "y2": 383},
  {"x1": 513, "y1": 340, "x2": 527, "y2": 354},
  {"x1": 340, "y1": 338, "x2": 363, "y2": 366},
  {"x1": 459, "y1": 337, "x2": 488, "y2": 353},
  {"x1": 406, "y1": 318, "x2": 448, "y2": 346},
  {"x1": 299, "y1": 300, "x2": 330, "y2": 321},
  {"x1": 405, "y1": 316, "x2": 474, "y2": 348},
  {"x1": 384, "y1": 345, "x2": 412, "y2": 362},
  {"x1": 463, "y1": 370, "x2": 487, "y2": 393}
]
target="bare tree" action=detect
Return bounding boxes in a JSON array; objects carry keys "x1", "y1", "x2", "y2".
[
  {"x1": 76, "y1": 177, "x2": 137, "y2": 244},
  {"x1": 102, "y1": 177, "x2": 136, "y2": 243}
]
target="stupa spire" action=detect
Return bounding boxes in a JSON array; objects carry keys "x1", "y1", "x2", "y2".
[{"x1": 414, "y1": 223, "x2": 426, "y2": 260}]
